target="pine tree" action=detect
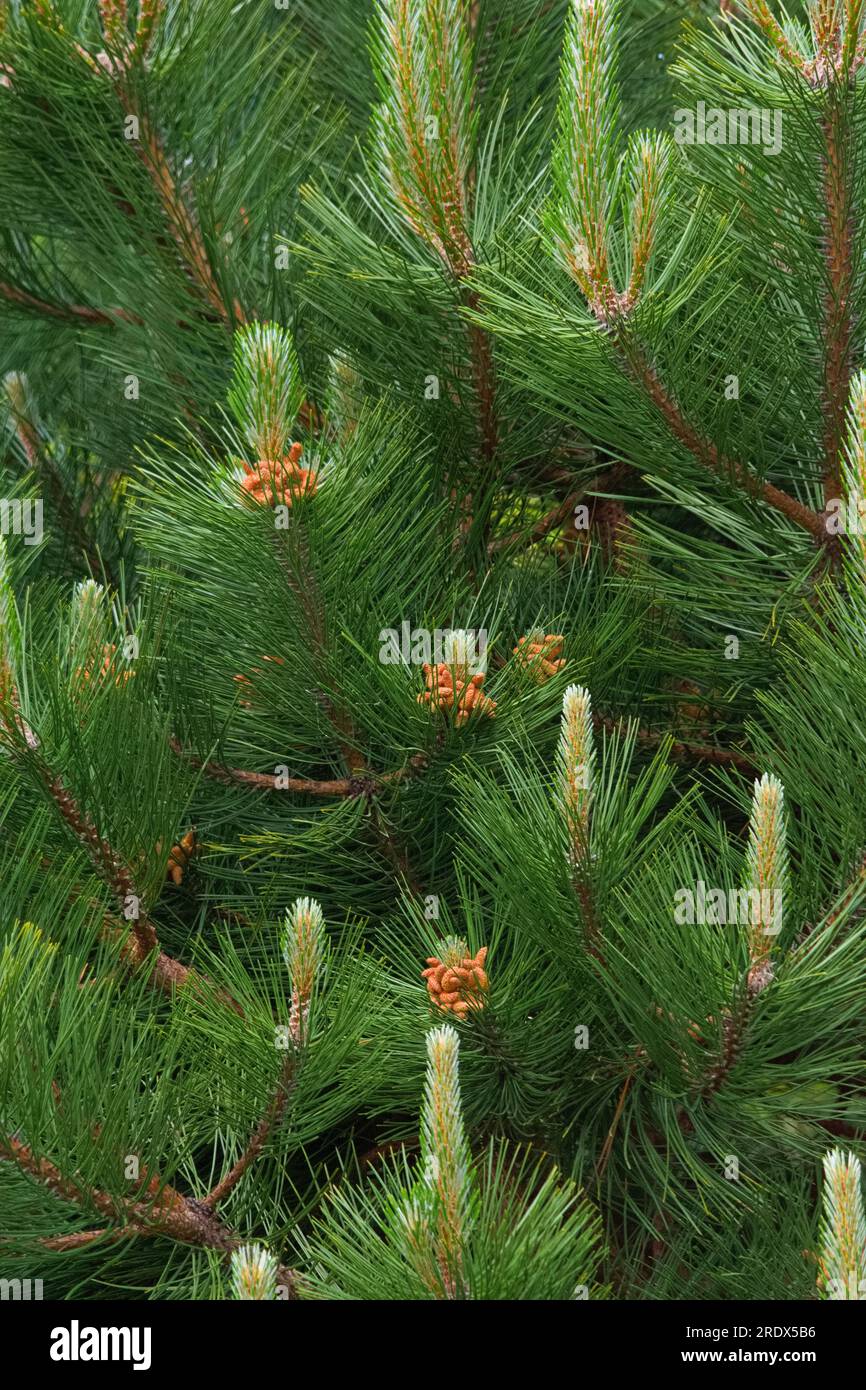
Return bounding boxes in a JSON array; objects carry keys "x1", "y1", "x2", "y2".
[{"x1": 1, "y1": 0, "x2": 866, "y2": 1304}]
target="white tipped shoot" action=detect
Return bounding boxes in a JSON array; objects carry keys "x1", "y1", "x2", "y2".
[
  {"x1": 421, "y1": 1025, "x2": 472, "y2": 1232},
  {"x1": 627, "y1": 130, "x2": 670, "y2": 305},
  {"x1": 551, "y1": 0, "x2": 621, "y2": 311},
  {"x1": 227, "y1": 321, "x2": 304, "y2": 464},
  {"x1": 399, "y1": 1023, "x2": 473, "y2": 1296},
  {"x1": 743, "y1": 773, "x2": 786, "y2": 993},
  {"x1": 558, "y1": 683, "x2": 595, "y2": 866},
  {"x1": 371, "y1": 0, "x2": 476, "y2": 275},
  {"x1": 440, "y1": 627, "x2": 486, "y2": 678},
  {"x1": 281, "y1": 896, "x2": 325, "y2": 1045},
  {"x1": 819, "y1": 1149, "x2": 866, "y2": 1299},
  {"x1": 842, "y1": 369, "x2": 866, "y2": 574},
  {"x1": 229, "y1": 1243, "x2": 279, "y2": 1300},
  {"x1": 71, "y1": 578, "x2": 107, "y2": 628},
  {"x1": 0, "y1": 536, "x2": 15, "y2": 677}
]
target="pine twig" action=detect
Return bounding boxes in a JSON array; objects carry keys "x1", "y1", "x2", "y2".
[
  {"x1": 0, "y1": 279, "x2": 140, "y2": 327},
  {"x1": 819, "y1": 92, "x2": 855, "y2": 516},
  {"x1": 595, "y1": 714, "x2": 757, "y2": 774},
  {"x1": 1, "y1": 1136, "x2": 298, "y2": 1293},
  {"x1": 595, "y1": 1059, "x2": 639, "y2": 1180},
  {"x1": 85, "y1": 0, "x2": 243, "y2": 330},
  {"x1": 169, "y1": 736, "x2": 428, "y2": 798},
  {"x1": 619, "y1": 334, "x2": 827, "y2": 545},
  {"x1": 202, "y1": 1056, "x2": 297, "y2": 1210},
  {"x1": 5, "y1": 378, "x2": 117, "y2": 586},
  {"x1": 39, "y1": 768, "x2": 155, "y2": 957}
]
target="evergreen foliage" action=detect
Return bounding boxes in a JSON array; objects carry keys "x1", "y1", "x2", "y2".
[{"x1": 1, "y1": 0, "x2": 866, "y2": 1303}]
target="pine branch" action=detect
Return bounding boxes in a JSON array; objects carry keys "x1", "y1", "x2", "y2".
[
  {"x1": 0, "y1": 732, "x2": 241, "y2": 1014},
  {"x1": 559, "y1": 684, "x2": 606, "y2": 965},
  {"x1": 169, "y1": 737, "x2": 428, "y2": 799},
  {"x1": 0, "y1": 278, "x2": 139, "y2": 327},
  {"x1": 131, "y1": 115, "x2": 242, "y2": 326},
  {"x1": 1, "y1": 1135, "x2": 298, "y2": 1294},
  {"x1": 551, "y1": 0, "x2": 828, "y2": 548},
  {"x1": 4, "y1": 374, "x2": 116, "y2": 585},
  {"x1": 618, "y1": 331, "x2": 827, "y2": 544},
  {"x1": 372, "y1": 0, "x2": 498, "y2": 501},
  {"x1": 595, "y1": 715, "x2": 757, "y2": 773},
  {"x1": 739, "y1": 2, "x2": 807, "y2": 71},
  {"x1": 73, "y1": 0, "x2": 244, "y2": 329},
  {"x1": 203, "y1": 1055, "x2": 297, "y2": 1210},
  {"x1": 819, "y1": 89, "x2": 856, "y2": 513},
  {"x1": 203, "y1": 897, "x2": 325, "y2": 1210},
  {"x1": 743, "y1": 0, "x2": 863, "y2": 526},
  {"x1": 41, "y1": 767, "x2": 157, "y2": 958},
  {"x1": 699, "y1": 774, "x2": 787, "y2": 1094}
]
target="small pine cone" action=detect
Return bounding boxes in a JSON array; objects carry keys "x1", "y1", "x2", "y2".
[
  {"x1": 75, "y1": 643, "x2": 135, "y2": 691},
  {"x1": 673, "y1": 679, "x2": 715, "y2": 731},
  {"x1": 239, "y1": 443, "x2": 316, "y2": 506},
  {"x1": 513, "y1": 632, "x2": 566, "y2": 684},
  {"x1": 164, "y1": 829, "x2": 196, "y2": 886},
  {"x1": 422, "y1": 943, "x2": 488, "y2": 1016},
  {"x1": 417, "y1": 663, "x2": 495, "y2": 723}
]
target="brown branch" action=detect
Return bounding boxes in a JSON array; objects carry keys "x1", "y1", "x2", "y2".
[
  {"x1": 131, "y1": 114, "x2": 241, "y2": 327},
  {"x1": 7, "y1": 766, "x2": 243, "y2": 1014},
  {"x1": 0, "y1": 280, "x2": 140, "y2": 327},
  {"x1": 119, "y1": 930, "x2": 243, "y2": 1017},
  {"x1": 203, "y1": 1056, "x2": 297, "y2": 1210},
  {"x1": 819, "y1": 90, "x2": 856, "y2": 513},
  {"x1": 169, "y1": 736, "x2": 428, "y2": 799},
  {"x1": 39, "y1": 1227, "x2": 123, "y2": 1252},
  {"x1": 595, "y1": 714, "x2": 757, "y2": 774},
  {"x1": 3, "y1": 1136, "x2": 297, "y2": 1293},
  {"x1": 618, "y1": 334, "x2": 827, "y2": 544},
  {"x1": 463, "y1": 292, "x2": 498, "y2": 463},
  {"x1": 42, "y1": 769, "x2": 157, "y2": 958},
  {"x1": 569, "y1": 857, "x2": 606, "y2": 968},
  {"x1": 697, "y1": 985, "x2": 754, "y2": 1100},
  {"x1": 596, "y1": 1060, "x2": 639, "y2": 1181},
  {"x1": 488, "y1": 464, "x2": 631, "y2": 557},
  {"x1": 80, "y1": 5, "x2": 242, "y2": 332},
  {"x1": 5, "y1": 385, "x2": 115, "y2": 585}
]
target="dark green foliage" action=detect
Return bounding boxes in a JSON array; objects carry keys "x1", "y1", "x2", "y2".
[{"x1": 1, "y1": 0, "x2": 865, "y2": 1304}]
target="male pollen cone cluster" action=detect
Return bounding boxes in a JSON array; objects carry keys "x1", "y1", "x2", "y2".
[
  {"x1": 239, "y1": 441, "x2": 317, "y2": 506},
  {"x1": 422, "y1": 941, "x2": 489, "y2": 1018},
  {"x1": 513, "y1": 632, "x2": 566, "y2": 684},
  {"x1": 75, "y1": 643, "x2": 135, "y2": 690},
  {"x1": 163, "y1": 830, "x2": 197, "y2": 887},
  {"x1": 417, "y1": 663, "x2": 496, "y2": 724}
]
